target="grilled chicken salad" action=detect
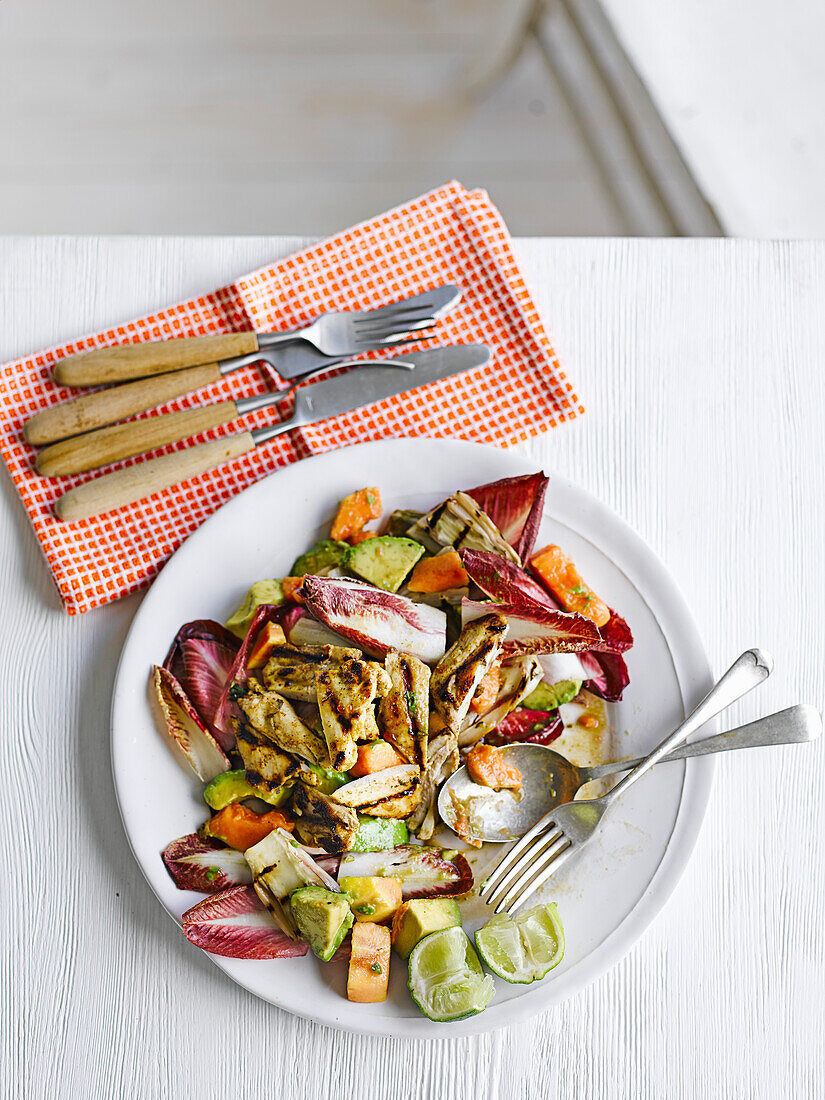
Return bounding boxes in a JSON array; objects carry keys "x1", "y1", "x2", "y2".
[{"x1": 155, "y1": 472, "x2": 633, "y2": 1020}]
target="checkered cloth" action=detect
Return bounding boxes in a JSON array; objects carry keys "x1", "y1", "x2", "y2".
[{"x1": 0, "y1": 181, "x2": 583, "y2": 614}]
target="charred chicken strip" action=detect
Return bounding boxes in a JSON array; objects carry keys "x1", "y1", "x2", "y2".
[
  {"x1": 234, "y1": 719, "x2": 301, "y2": 794},
  {"x1": 315, "y1": 656, "x2": 391, "y2": 770},
  {"x1": 407, "y1": 731, "x2": 460, "y2": 839},
  {"x1": 378, "y1": 650, "x2": 430, "y2": 766},
  {"x1": 262, "y1": 643, "x2": 360, "y2": 702},
  {"x1": 430, "y1": 613, "x2": 508, "y2": 733},
  {"x1": 290, "y1": 781, "x2": 359, "y2": 853},
  {"x1": 237, "y1": 683, "x2": 329, "y2": 765}
]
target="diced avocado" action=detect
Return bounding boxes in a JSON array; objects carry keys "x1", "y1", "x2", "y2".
[
  {"x1": 349, "y1": 815, "x2": 409, "y2": 852},
  {"x1": 302, "y1": 763, "x2": 350, "y2": 795},
  {"x1": 522, "y1": 680, "x2": 583, "y2": 712},
  {"x1": 386, "y1": 509, "x2": 424, "y2": 537},
  {"x1": 340, "y1": 876, "x2": 403, "y2": 923},
  {"x1": 345, "y1": 536, "x2": 425, "y2": 593},
  {"x1": 291, "y1": 539, "x2": 350, "y2": 578},
  {"x1": 225, "y1": 580, "x2": 284, "y2": 638},
  {"x1": 203, "y1": 769, "x2": 293, "y2": 811},
  {"x1": 391, "y1": 898, "x2": 462, "y2": 960},
  {"x1": 290, "y1": 885, "x2": 354, "y2": 962}
]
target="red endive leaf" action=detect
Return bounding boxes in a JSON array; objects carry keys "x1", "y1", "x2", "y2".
[
  {"x1": 338, "y1": 845, "x2": 473, "y2": 899},
  {"x1": 580, "y1": 650, "x2": 631, "y2": 701},
  {"x1": 162, "y1": 833, "x2": 252, "y2": 893},
  {"x1": 164, "y1": 620, "x2": 240, "y2": 753},
  {"x1": 301, "y1": 576, "x2": 446, "y2": 665},
  {"x1": 487, "y1": 708, "x2": 564, "y2": 746},
  {"x1": 460, "y1": 549, "x2": 556, "y2": 609},
  {"x1": 590, "y1": 608, "x2": 634, "y2": 654},
  {"x1": 462, "y1": 598, "x2": 601, "y2": 655},
  {"x1": 153, "y1": 666, "x2": 230, "y2": 781},
  {"x1": 182, "y1": 885, "x2": 309, "y2": 959},
  {"x1": 464, "y1": 472, "x2": 548, "y2": 560}
]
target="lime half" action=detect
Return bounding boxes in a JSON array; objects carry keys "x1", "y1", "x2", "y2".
[
  {"x1": 408, "y1": 926, "x2": 495, "y2": 1022},
  {"x1": 475, "y1": 902, "x2": 565, "y2": 984}
]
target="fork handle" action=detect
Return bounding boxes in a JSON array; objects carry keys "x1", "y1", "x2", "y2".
[
  {"x1": 605, "y1": 649, "x2": 773, "y2": 803},
  {"x1": 53, "y1": 332, "x2": 259, "y2": 387},
  {"x1": 581, "y1": 704, "x2": 820, "y2": 781},
  {"x1": 24, "y1": 363, "x2": 223, "y2": 445}
]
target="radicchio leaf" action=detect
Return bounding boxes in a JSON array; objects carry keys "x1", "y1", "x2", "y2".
[
  {"x1": 301, "y1": 576, "x2": 446, "y2": 665},
  {"x1": 213, "y1": 603, "x2": 296, "y2": 738},
  {"x1": 579, "y1": 650, "x2": 630, "y2": 701},
  {"x1": 161, "y1": 833, "x2": 252, "y2": 892},
  {"x1": 464, "y1": 472, "x2": 548, "y2": 560},
  {"x1": 163, "y1": 620, "x2": 240, "y2": 752},
  {"x1": 487, "y1": 707, "x2": 564, "y2": 746},
  {"x1": 337, "y1": 844, "x2": 473, "y2": 899},
  {"x1": 462, "y1": 598, "x2": 601, "y2": 656},
  {"x1": 152, "y1": 667, "x2": 230, "y2": 781},
  {"x1": 460, "y1": 549, "x2": 556, "y2": 609},
  {"x1": 182, "y1": 885, "x2": 309, "y2": 959},
  {"x1": 590, "y1": 608, "x2": 634, "y2": 654}
]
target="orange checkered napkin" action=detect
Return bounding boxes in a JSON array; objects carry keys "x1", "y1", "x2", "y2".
[{"x1": 0, "y1": 181, "x2": 583, "y2": 615}]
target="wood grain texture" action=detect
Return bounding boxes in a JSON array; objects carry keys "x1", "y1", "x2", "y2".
[
  {"x1": 23, "y1": 362, "x2": 223, "y2": 444},
  {"x1": 2, "y1": 237, "x2": 824, "y2": 1099},
  {"x1": 36, "y1": 399, "x2": 238, "y2": 476},
  {"x1": 54, "y1": 432, "x2": 254, "y2": 521},
  {"x1": 53, "y1": 331, "x2": 258, "y2": 385}
]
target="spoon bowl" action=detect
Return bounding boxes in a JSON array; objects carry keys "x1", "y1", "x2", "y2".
[{"x1": 438, "y1": 704, "x2": 821, "y2": 843}]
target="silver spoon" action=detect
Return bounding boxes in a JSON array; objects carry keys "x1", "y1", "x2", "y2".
[{"x1": 438, "y1": 704, "x2": 821, "y2": 843}]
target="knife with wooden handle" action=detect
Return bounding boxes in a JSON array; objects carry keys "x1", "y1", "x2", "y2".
[{"x1": 53, "y1": 344, "x2": 490, "y2": 521}]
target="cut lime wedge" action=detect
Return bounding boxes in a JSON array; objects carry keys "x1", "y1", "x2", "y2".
[
  {"x1": 475, "y1": 902, "x2": 564, "y2": 984},
  {"x1": 408, "y1": 927, "x2": 495, "y2": 1022}
]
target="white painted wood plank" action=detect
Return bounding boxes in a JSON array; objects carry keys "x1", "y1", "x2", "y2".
[{"x1": 2, "y1": 237, "x2": 824, "y2": 1098}]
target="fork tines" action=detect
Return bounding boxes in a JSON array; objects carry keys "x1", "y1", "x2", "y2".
[{"x1": 479, "y1": 816, "x2": 574, "y2": 914}]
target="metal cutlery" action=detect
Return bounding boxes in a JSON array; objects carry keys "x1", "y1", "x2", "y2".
[
  {"x1": 440, "y1": 704, "x2": 821, "y2": 843},
  {"x1": 53, "y1": 343, "x2": 490, "y2": 522},
  {"x1": 24, "y1": 286, "x2": 460, "y2": 446},
  {"x1": 35, "y1": 356, "x2": 414, "y2": 477},
  {"x1": 479, "y1": 648, "x2": 773, "y2": 913},
  {"x1": 50, "y1": 285, "x2": 462, "y2": 388}
]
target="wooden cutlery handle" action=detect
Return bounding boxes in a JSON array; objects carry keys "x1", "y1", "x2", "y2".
[
  {"x1": 36, "y1": 401, "x2": 238, "y2": 477},
  {"x1": 53, "y1": 332, "x2": 259, "y2": 387},
  {"x1": 24, "y1": 362, "x2": 222, "y2": 445},
  {"x1": 54, "y1": 432, "x2": 255, "y2": 522}
]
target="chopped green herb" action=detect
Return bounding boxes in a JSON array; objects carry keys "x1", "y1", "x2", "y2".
[
  {"x1": 405, "y1": 690, "x2": 418, "y2": 714},
  {"x1": 366, "y1": 492, "x2": 376, "y2": 505},
  {"x1": 205, "y1": 867, "x2": 221, "y2": 882},
  {"x1": 356, "y1": 904, "x2": 376, "y2": 916},
  {"x1": 570, "y1": 584, "x2": 590, "y2": 596},
  {"x1": 228, "y1": 682, "x2": 246, "y2": 701},
  {"x1": 370, "y1": 963, "x2": 383, "y2": 974}
]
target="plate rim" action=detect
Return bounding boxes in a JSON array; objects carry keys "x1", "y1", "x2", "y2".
[{"x1": 110, "y1": 438, "x2": 714, "y2": 1037}]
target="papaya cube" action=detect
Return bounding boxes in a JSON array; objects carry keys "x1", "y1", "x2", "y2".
[
  {"x1": 246, "y1": 621, "x2": 287, "y2": 670},
  {"x1": 348, "y1": 740, "x2": 406, "y2": 777},
  {"x1": 347, "y1": 922, "x2": 391, "y2": 1003},
  {"x1": 339, "y1": 876, "x2": 403, "y2": 923}
]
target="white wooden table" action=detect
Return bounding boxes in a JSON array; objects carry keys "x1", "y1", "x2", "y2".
[{"x1": 2, "y1": 238, "x2": 823, "y2": 1099}]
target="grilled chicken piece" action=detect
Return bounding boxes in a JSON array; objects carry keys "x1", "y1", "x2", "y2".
[
  {"x1": 407, "y1": 731, "x2": 460, "y2": 839},
  {"x1": 238, "y1": 683, "x2": 329, "y2": 765},
  {"x1": 358, "y1": 777, "x2": 422, "y2": 819},
  {"x1": 378, "y1": 650, "x2": 430, "y2": 767},
  {"x1": 262, "y1": 643, "x2": 360, "y2": 702},
  {"x1": 430, "y1": 613, "x2": 508, "y2": 733},
  {"x1": 458, "y1": 656, "x2": 543, "y2": 748},
  {"x1": 332, "y1": 764, "x2": 421, "y2": 808},
  {"x1": 234, "y1": 719, "x2": 301, "y2": 795},
  {"x1": 315, "y1": 656, "x2": 391, "y2": 770},
  {"x1": 290, "y1": 781, "x2": 359, "y2": 854}
]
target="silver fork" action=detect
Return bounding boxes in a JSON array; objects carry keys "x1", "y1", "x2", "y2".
[{"x1": 480, "y1": 648, "x2": 773, "y2": 914}]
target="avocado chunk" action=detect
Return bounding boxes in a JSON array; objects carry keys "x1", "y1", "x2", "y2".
[
  {"x1": 302, "y1": 763, "x2": 350, "y2": 795},
  {"x1": 391, "y1": 898, "x2": 462, "y2": 960},
  {"x1": 345, "y1": 536, "x2": 425, "y2": 593},
  {"x1": 339, "y1": 876, "x2": 403, "y2": 923},
  {"x1": 522, "y1": 680, "x2": 583, "y2": 712},
  {"x1": 225, "y1": 580, "x2": 284, "y2": 638},
  {"x1": 203, "y1": 769, "x2": 293, "y2": 811},
  {"x1": 290, "y1": 539, "x2": 350, "y2": 578},
  {"x1": 290, "y1": 885, "x2": 354, "y2": 961},
  {"x1": 349, "y1": 815, "x2": 409, "y2": 852}
]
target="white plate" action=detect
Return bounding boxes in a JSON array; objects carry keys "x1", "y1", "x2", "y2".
[{"x1": 111, "y1": 439, "x2": 714, "y2": 1037}]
